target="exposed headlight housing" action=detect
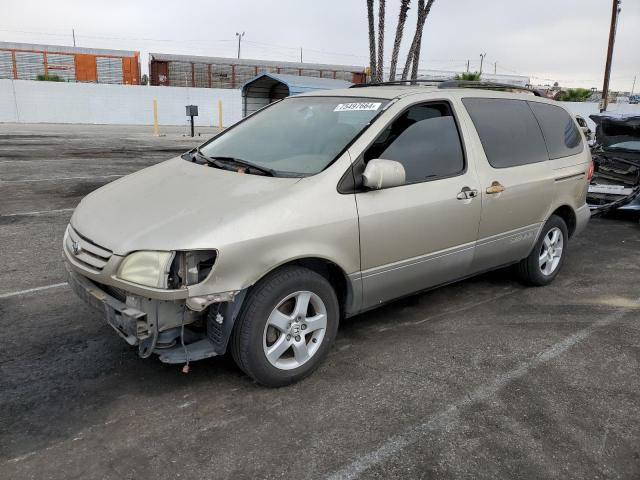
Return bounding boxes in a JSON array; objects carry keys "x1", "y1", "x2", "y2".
[
  {"x1": 168, "y1": 250, "x2": 217, "y2": 288},
  {"x1": 117, "y1": 251, "x2": 175, "y2": 288}
]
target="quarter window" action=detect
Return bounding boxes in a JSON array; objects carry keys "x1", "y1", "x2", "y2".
[
  {"x1": 364, "y1": 102, "x2": 465, "y2": 184},
  {"x1": 462, "y1": 98, "x2": 549, "y2": 168},
  {"x1": 528, "y1": 102, "x2": 583, "y2": 159}
]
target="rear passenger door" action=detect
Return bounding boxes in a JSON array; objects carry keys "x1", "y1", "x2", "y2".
[
  {"x1": 355, "y1": 101, "x2": 482, "y2": 309},
  {"x1": 460, "y1": 97, "x2": 554, "y2": 273}
]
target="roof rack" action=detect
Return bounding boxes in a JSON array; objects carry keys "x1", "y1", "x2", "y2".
[
  {"x1": 349, "y1": 79, "x2": 445, "y2": 88},
  {"x1": 350, "y1": 79, "x2": 542, "y2": 97},
  {"x1": 437, "y1": 80, "x2": 542, "y2": 96}
]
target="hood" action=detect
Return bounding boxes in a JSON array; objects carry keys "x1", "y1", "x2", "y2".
[
  {"x1": 590, "y1": 114, "x2": 640, "y2": 150},
  {"x1": 71, "y1": 157, "x2": 301, "y2": 254}
]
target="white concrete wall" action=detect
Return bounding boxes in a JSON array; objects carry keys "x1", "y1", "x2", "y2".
[
  {"x1": 560, "y1": 101, "x2": 640, "y2": 131},
  {"x1": 0, "y1": 79, "x2": 242, "y2": 127}
]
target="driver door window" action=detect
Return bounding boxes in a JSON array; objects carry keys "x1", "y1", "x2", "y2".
[{"x1": 364, "y1": 102, "x2": 465, "y2": 183}]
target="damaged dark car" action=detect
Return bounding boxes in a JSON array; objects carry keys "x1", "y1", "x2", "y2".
[{"x1": 587, "y1": 113, "x2": 640, "y2": 213}]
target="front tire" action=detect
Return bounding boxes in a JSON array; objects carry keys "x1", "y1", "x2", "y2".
[
  {"x1": 230, "y1": 266, "x2": 339, "y2": 387},
  {"x1": 516, "y1": 214, "x2": 568, "y2": 286}
]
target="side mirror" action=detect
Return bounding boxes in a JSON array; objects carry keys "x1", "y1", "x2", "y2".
[{"x1": 362, "y1": 159, "x2": 406, "y2": 190}]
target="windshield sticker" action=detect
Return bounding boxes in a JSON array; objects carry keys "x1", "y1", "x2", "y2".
[{"x1": 334, "y1": 102, "x2": 382, "y2": 112}]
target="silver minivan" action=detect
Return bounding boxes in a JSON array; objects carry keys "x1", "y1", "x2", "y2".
[{"x1": 64, "y1": 83, "x2": 591, "y2": 386}]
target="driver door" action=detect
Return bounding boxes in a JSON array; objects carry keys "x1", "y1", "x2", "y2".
[{"x1": 354, "y1": 101, "x2": 482, "y2": 309}]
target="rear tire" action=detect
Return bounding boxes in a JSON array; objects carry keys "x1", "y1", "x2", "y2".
[
  {"x1": 516, "y1": 214, "x2": 568, "y2": 286},
  {"x1": 230, "y1": 266, "x2": 339, "y2": 387}
]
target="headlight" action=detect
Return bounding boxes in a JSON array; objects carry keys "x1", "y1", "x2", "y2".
[{"x1": 117, "y1": 251, "x2": 174, "y2": 288}]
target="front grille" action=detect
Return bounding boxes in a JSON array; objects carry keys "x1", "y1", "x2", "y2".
[
  {"x1": 66, "y1": 226, "x2": 112, "y2": 272},
  {"x1": 92, "y1": 280, "x2": 128, "y2": 302}
]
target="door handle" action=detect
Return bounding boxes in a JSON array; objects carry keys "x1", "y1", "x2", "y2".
[
  {"x1": 486, "y1": 181, "x2": 506, "y2": 194},
  {"x1": 457, "y1": 187, "x2": 479, "y2": 200}
]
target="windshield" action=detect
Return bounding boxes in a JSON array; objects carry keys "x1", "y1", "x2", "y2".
[{"x1": 200, "y1": 96, "x2": 389, "y2": 176}]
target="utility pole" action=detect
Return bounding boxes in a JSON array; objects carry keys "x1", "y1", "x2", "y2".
[
  {"x1": 72, "y1": 28, "x2": 76, "y2": 47},
  {"x1": 601, "y1": 0, "x2": 621, "y2": 112},
  {"x1": 235, "y1": 32, "x2": 245, "y2": 59},
  {"x1": 466, "y1": 60, "x2": 469, "y2": 73},
  {"x1": 494, "y1": 61, "x2": 497, "y2": 75},
  {"x1": 300, "y1": 47, "x2": 303, "y2": 63},
  {"x1": 479, "y1": 53, "x2": 486, "y2": 75},
  {"x1": 631, "y1": 75, "x2": 636, "y2": 96}
]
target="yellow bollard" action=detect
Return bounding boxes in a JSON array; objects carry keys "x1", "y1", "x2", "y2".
[
  {"x1": 218, "y1": 99, "x2": 223, "y2": 130},
  {"x1": 152, "y1": 98, "x2": 160, "y2": 136}
]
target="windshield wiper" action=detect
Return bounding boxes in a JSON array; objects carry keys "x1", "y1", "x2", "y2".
[
  {"x1": 207, "y1": 156, "x2": 277, "y2": 177},
  {"x1": 184, "y1": 148, "x2": 225, "y2": 169}
]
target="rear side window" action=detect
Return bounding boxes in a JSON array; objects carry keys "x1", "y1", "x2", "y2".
[
  {"x1": 462, "y1": 98, "x2": 548, "y2": 168},
  {"x1": 364, "y1": 102, "x2": 465, "y2": 184},
  {"x1": 528, "y1": 102, "x2": 583, "y2": 159}
]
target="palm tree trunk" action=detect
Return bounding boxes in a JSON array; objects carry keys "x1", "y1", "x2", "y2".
[
  {"x1": 367, "y1": 0, "x2": 377, "y2": 82},
  {"x1": 400, "y1": 0, "x2": 424, "y2": 80},
  {"x1": 388, "y1": 0, "x2": 411, "y2": 81},
  {"x1": 376, "y1": 0, "x2": 386, "y2": 82},
  {"x1": 409, "y1": 0, "x2": 435, "y2": 79}
]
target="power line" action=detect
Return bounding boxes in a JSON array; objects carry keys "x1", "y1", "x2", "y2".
[{"x1": 0, "y1": 27, "x2": 235, "y2": 44}]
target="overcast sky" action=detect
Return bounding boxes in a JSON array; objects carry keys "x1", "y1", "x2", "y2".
[{"x1": 2, "y1": 0, "x2": 638, "y2": 91}]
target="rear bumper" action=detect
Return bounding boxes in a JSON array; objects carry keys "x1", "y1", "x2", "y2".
[{"x1": 574, "y1": 204, "x2": 591, "y2": 237}]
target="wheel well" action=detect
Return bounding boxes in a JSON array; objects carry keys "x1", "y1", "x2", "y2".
[
  {"x1": 551, "y1": 205, "x2": 577, "y2": 237},
  {"x1": 276, "y1": 258, "x2": 349, "y2": 317}
]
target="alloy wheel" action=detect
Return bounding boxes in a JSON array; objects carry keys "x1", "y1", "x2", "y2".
[
  {"x1": 539, "y1": 227, "x2": 564, "y2": 276},
  {"x1": 262, "y1": 291, "x2": 327, "y2": 370}
]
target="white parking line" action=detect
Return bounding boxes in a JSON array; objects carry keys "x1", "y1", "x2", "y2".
[
  {"x1": 0, "y1": 174, "x2": 123, "y2": 184},
  {"x1": 0, "y1": 282, "x2": 68, "y2": 300},
  {"x1": 1, "y1": 208, "x2": 74, "y2": 217},
  {"x1": 326, "y1": 297, "x2": 640, "y2": 480}
]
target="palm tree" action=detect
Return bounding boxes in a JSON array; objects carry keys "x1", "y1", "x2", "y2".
[
  {"x1": 409, "y1": 0, "x2": 435, "y2": 80},
  {"x1": 367, "y1": 0, "x2": 377, "y2": 82},
  {"x1": 389, "y1": 0, "x2": 411, "y2": 82},
  {"x1": 401, "y1": 0, "x2": 436, "y2": 81},
  {"x1": 376, "y1": 0, "x2": 386, "y2": 82},
  {"x1": 400, "y1": 0, "x2": 424, "y2": 80}
]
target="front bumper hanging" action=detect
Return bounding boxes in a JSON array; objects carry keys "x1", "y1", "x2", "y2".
[{"x1": 65, "y1": 264, "x2": 246, "y2": 364}]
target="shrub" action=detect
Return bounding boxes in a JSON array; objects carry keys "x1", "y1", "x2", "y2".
[
  {"x1": 36, "y1": 74, "x2": 65, "y2": 82},
  {"x1": 454, "y1": 71, "x2": 481, "y2": 81}
]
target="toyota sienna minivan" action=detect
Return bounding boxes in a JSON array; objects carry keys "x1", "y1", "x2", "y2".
[{"x1": 64, "y1": 82, "x2": 591, "y2": 387}]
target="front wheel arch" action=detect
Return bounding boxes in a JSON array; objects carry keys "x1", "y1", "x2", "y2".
[{"x1": 246, "y1": 257, "x2": 353, "y2": 319}]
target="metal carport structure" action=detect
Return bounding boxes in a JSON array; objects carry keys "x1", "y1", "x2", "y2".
[{"x1": 241, "y1": 73, "x2": 352, "y2": 117}]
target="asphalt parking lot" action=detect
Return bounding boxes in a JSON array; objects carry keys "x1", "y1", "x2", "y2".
[{"x1": 1, "y1": 123, "x2": 639, "y2": 480}]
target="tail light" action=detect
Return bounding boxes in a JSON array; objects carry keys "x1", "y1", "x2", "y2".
[{"x1": 587, "y1": 159, "x2": 594, "y2": 181}]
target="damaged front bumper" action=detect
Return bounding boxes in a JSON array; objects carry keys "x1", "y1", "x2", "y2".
[{"x1": 65, "y1": 263, "x2": 245, "y2": 364}]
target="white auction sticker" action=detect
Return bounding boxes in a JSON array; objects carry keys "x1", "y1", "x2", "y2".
[{"x1": 334, "y1": 102, "x2": 382, "y2": 112}]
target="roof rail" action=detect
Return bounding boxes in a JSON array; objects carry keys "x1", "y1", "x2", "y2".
[
  {"x1": 349, "y1": 79, "x2": 445, "y2": 88},
  {"x1": 437, "y1": 80, "x2": 542, "y2": 97}
]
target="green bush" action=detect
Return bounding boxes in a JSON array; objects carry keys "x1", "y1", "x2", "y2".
[
  {"x1": 555, "y1": 88, "x2": 592, "y2": 102},
  {"x1": 36, "y1": 74, "x2": 65, "y2": 82},
  {"x1": 454, "y1": 71, "x2": 481, "y2": 81}
]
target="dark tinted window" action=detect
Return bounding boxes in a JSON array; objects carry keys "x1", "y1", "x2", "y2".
[
  {"x1": 364, "y1": 102, "x2": 464, "y2": 184},
  {"x1": 528, "y1": 102, "x2": 583, "y2": 159},
  {"x1": 462, "y1": 98, "x2": 548, "y2": 168}
]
